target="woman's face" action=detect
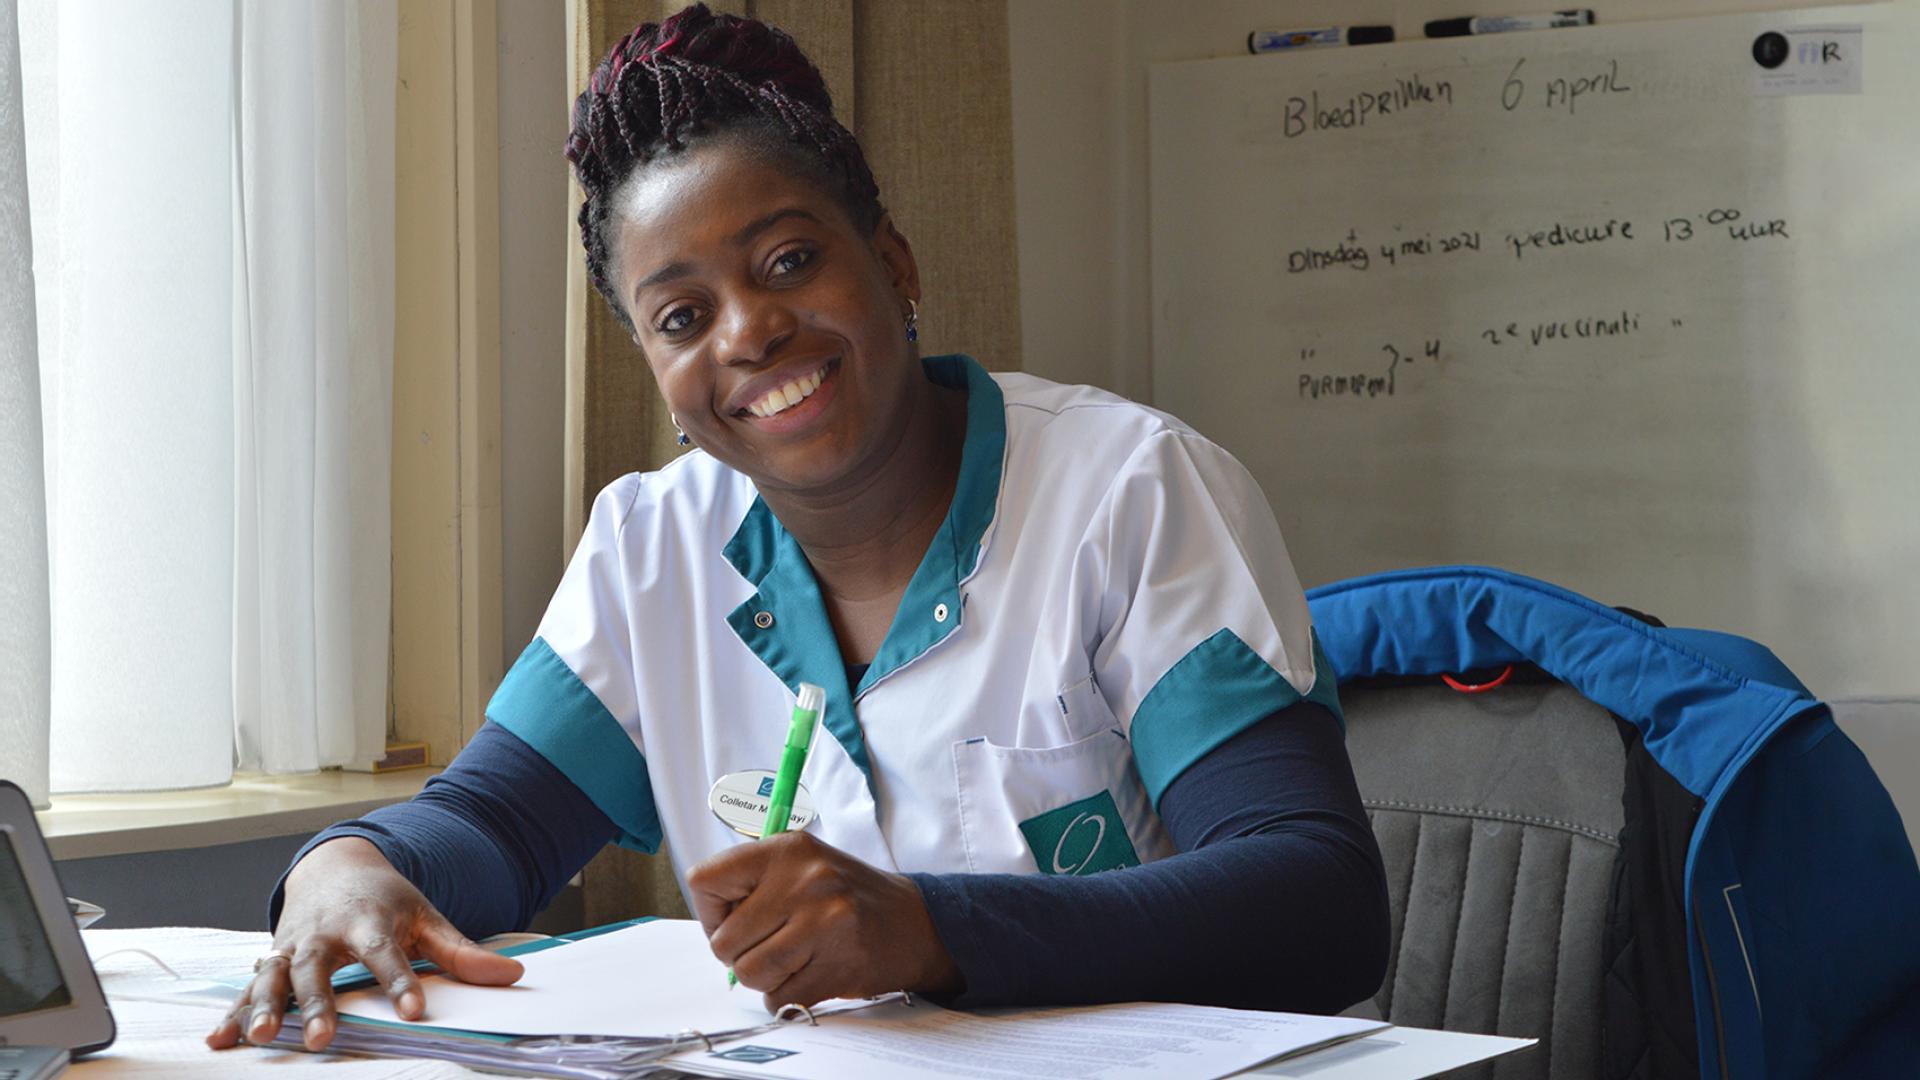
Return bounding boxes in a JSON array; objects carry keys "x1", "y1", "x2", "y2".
[{"x1": 608, "y1": 139, "x2": 921, "y2": 496}]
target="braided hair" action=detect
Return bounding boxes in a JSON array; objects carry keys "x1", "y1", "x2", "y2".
[{"x1": 566, "y1": 4, "x2": 885, "y2": 335}]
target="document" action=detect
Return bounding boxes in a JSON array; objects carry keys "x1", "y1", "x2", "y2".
[
  {"x1": 667, "y1": 999, "x2": 1389, "y2": 1080},
  {"x1": 328, "y1": 918, "x2": 867, "y2": 1040}
]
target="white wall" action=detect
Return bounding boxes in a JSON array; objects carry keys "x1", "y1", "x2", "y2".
[
  {"x1": 1009, "y1": 0, "x2": 1860, "y2": 399},
  {"x1": 497, "y1": 1, "x2": 568, "y2": 670}
]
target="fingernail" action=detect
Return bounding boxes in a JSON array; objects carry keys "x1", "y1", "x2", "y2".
[
  {"x1": 303, "y1": 1014, "x2": 330, "y2": 1047},
  {"x1": 398, "y1": 989, "x2": 422, "y2": 1017},
  {"x1": 249, "y1": 1009, "x2": 273, "y2": 1039}
]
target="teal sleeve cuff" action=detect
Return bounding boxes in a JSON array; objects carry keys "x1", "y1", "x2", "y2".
[
  {"x1": 487, "y1": 636, "x2": 663, "y2": 853},
  {"x1": 1130, "y1": 629, "x2": 1343, "y2": 810}
]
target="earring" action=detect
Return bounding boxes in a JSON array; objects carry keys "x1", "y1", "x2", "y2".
[
  {"x1": 671, "y1": 414, "x2": 691, "y2": 447},
  {"x1": 905, "y1": 298, "x2": 919, "y2": 343}
]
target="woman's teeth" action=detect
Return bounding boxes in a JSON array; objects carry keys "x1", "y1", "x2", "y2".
[{"x1": 747, "y1": 367, "x2": 827, "y2": 418}]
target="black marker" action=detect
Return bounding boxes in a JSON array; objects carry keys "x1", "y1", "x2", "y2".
[
  {"x1": 1426, "y1": 10, "x2": 1594, "y2": 37},
  {"x1": 1248, "y1": 26, "x2": 1395, "y2": 54}
]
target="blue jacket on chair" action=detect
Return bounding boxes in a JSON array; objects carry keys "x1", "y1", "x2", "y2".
[{"x1": 1308, "y1": 566, "x2": 1919, "y2": 1080}]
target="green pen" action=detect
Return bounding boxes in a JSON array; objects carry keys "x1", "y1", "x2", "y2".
[{"x1": 729, "y1": 682, "x2": 826, "y2": 987}]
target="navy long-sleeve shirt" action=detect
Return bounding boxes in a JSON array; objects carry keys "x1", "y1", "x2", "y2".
[{"x1": 274, "y1": 701, "x2": 1386, "y2": 1014}]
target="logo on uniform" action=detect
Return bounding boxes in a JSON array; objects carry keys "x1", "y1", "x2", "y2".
[{"x1": 1017, "y1": 790, "x2": 1140, "y2": 876}]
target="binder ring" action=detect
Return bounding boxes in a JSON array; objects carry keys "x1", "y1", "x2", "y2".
[{"x1": 775, "y1": 1002, "x2": 819, "y2": 1026}]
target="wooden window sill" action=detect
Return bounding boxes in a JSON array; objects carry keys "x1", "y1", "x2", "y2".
[{"x1": 36, "y1": 769, "x2": 439, "y2": 860}]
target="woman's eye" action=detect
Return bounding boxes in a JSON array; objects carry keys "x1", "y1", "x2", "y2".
[
  {"x1": 656, "y1": 306, "x2": 699, "y2": 334},
  {"x1": 771, "y1": 248, "x2": 814, "y2": 276}
]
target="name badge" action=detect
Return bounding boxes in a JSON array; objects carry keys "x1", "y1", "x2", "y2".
[{"x1": 708, "y1": 769, "x2": 818, "y2": 837}]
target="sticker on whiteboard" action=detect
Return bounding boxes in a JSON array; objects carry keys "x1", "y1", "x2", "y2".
[{"x1": 1752, "y1": 26, "x2": 1862, "y2": 96}]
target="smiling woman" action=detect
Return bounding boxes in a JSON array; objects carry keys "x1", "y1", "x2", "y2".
[
  {"x1": 211, "y1": 3, "x2": 1390, "y2": 1057},
  {"x1": 604, "y1": 146, "x2": 960, "y2": 514}
]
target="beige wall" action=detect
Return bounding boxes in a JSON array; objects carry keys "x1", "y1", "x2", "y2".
[
  {"x1": 1009, "y1": 0, "x2": 1861, "y2": 401},
  {"x1": 391, "y1": 0, "x2": 480, "y2": 767},
  {"x1": 497, "y1": 0, "x2": 569, "y2": 670},
  {"x1": 392, "y1": 0, "x2": 561, "y2": 763}
]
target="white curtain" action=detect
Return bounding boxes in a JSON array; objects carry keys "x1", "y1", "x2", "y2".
[
  {"x1": 3, "y1": 0, "x2": 396, "y2": 797},
  {"x1": 230, "y1": 1, "x2": 396, "y2": 776},
  {"x1": 0, "y1": 0, "x2": 52, "y2": 806}
]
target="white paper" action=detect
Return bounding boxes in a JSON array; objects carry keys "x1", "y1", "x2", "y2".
[
  {"x1": 668, "y1": 999, "x2": 1388, "y2": 1080},
  {"x1": 1248, "y1": 1025, "x2": 1537, "y2": 1078},
  {"x1": 330, "y1": 919, "x2": 860, "y2": 1039}
]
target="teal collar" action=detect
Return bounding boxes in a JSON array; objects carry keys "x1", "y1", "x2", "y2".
[{"x1": 722, "y1": 355, "x2": 1006, "y2": 787}]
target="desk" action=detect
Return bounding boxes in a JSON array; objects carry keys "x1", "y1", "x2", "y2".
[{"x1": 75, "y1": 928, "x2": 1524, "y2": 1079}]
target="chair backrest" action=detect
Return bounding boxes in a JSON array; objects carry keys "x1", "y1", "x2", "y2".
[
  {"x1": 1342, "y1": 675, "x2": 1624, "y2": 1080},
  {"x1": 1831, "y1": 698, "x2": 1920, "y2": 855}
]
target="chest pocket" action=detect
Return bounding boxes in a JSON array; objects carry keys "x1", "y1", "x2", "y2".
[{"x1": 951, "y1": 682, "x2": 1171, "y2": 875}]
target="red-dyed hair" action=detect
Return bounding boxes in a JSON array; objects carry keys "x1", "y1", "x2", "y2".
[{"x1": 565, "y1": 4, "x2": 884, "y2": 333}]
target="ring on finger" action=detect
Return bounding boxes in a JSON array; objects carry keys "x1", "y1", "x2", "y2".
[{"x1": 253, "y1": 948, "x2": 295, "y2": 973}]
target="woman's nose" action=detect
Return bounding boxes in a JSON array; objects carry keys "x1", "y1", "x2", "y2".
[{"x1": 712, "y1": 296, "x2": 796, "y2": 367}]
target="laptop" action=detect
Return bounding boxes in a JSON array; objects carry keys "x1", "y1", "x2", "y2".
[{"x1": 0, "y1": 780, "x2": 114, "y2": 1076}]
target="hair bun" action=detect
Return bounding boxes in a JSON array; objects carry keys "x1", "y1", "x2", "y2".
[{"x1": 629, "y1": 3, "x2": 834, "y2": 119}]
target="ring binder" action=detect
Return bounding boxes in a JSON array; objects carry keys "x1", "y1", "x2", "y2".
[{"x1": 774, "y1": 1003, "x2": 818, "y2": 1026}]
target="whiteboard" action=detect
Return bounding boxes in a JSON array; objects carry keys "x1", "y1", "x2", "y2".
[{"x1": 1149, "y1": 4, "x2": 1919, "y2": 697}]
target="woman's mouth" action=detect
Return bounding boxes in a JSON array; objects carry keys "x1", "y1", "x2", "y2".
[{"x1": 741, "y1": 360, "x2": 835, "y2": 419}]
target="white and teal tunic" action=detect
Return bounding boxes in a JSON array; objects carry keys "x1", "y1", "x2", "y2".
[{"x1": 488, "y1": 355, "x2": 1338, "y2": 906}]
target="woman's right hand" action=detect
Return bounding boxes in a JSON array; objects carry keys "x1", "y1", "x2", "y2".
[{"x1": 204, "y1": 836, "x2": 525, "y2": 1052}]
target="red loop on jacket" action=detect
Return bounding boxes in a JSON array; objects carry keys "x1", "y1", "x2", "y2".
[{"x1": 1441, "y1": 665, "x2": 1514, "y2": 693}]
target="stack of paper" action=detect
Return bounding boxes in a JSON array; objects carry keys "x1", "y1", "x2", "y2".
[
  {"x1": 255, "y1": 918, "x2": 1531, "y2": 1080},
  {"x1": 270, "y1": 919, "x2": 877, "y2": 1079}
]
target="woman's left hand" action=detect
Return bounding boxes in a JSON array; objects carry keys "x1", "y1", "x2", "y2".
[{"x1": 686, "y1": 831, "x2": 963, "y2": 1011}]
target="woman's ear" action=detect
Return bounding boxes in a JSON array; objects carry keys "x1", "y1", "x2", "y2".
[{"x1": 871, "y1": 214, "x2": 921, "y2": 307}]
